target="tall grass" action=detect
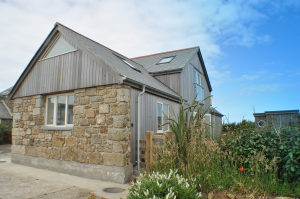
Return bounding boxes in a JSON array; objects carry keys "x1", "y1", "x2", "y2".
[{"x1": 149, "y1": 97, "x2": 300, "y2": 197}]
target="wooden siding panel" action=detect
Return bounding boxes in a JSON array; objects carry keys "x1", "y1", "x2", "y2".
[
  {"x1": 13, "y1": 48, "x2": 121, "y2": 98},
  {"x1": 130, "y1": 87, "x2": 180, "y2": 165},
  {"x1": 181, "y1": 53, "x2": 211, "y2": 107},
  {"x1": 154, "y1": 73, "x2": 181, "y2": 95}
]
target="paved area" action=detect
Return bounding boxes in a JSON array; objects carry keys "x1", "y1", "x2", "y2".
[{"x1": 0, "y1": 144, "x2": 130, "y2": 199}]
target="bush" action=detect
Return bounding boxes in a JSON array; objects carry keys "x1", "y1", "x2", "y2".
[
  {"x1": 0, "y1": 123, "x2": 11, "y2": 143},
  {"x1": 222, "y1": 123, "x2": 300, "y2": 183},
  {"x1": 128, "y1": 170, "x2": 202, "y2": 199}
]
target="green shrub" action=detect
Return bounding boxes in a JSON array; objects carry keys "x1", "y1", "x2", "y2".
[
  {"x1": 0, "y1": 123, "x2": 11, "y2": 142},
  {"x1": 222, "y1": 123, "x2": 300, "y2": 183},
  {"x1": 128, "y1": 170, "x2": 202, "y2": 199}
]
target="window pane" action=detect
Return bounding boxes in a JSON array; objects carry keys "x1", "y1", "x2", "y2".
[
  {"x1": 197, "y1": 73, "x2": 200, "y2": 85},
  {"x1": 57, "y1": 96, "x2": 66, "y2": 125},
  {"x1": 47, "y1": 98, "x2": 55, "y2": 124},
  {"x1": 67, "y1": 95, "x2": 74, "y2": 124},
  {"x1": 194, "y1": 70, "x2": 197, "y2": 84},
  {"x1": 163, "y1": 104, "x2": 169, "y2": 131},
  {"x1": 157, "y1": 103, "x2": 162, "y2": 130}
]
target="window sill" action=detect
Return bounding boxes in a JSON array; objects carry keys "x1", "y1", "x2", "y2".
[{"x1": 40, "y1": 126, "x2": 73, "y2": 131}]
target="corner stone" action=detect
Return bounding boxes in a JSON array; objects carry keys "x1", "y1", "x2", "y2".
[
  {"x1": 102, "y1": 153, "x2": 126, "y2": 167},
  {"x1": 11, "y1": 145, "x2": 25, "y2": 154}
]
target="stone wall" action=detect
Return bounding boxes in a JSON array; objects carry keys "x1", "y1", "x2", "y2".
[{"x1": 11, "y1": 84, "x2": 132, "y2": 183}]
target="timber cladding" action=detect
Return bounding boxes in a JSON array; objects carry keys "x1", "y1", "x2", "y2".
[
  {"x1": 11, "y1": 85, "x2": 132, "y2": 167},
  {"x1": 12, "y1": 29, "x2": 122, "y2": 99}
]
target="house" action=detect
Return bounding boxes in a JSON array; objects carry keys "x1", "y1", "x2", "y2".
[
  {"x1": 9, "y1": 22, "x2": 217, "y2": 183},
  {"x1": 0, "y1": 87, "x2": 13, "y2": 127},
  {"x1": 253, "y1": 110, "x2": 299, "y2": 130},
  {"x1": 204, "y1": 108, "x2": 223, "y2": 140}
]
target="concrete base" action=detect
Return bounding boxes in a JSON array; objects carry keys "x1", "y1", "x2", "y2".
[{"x1": 11, "y1": 154, "x2": 133, "y2": 184}]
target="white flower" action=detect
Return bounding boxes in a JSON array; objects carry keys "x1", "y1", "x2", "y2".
[{"x1": 144, "y1": 189, "x2": 149, "y2": 196}]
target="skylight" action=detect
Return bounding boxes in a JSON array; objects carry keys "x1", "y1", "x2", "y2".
[
  {"x1": 157, "y1": 56, "x2": 175, "y2": 64},
  {"x1": 113, "y1": 53, "x2": 141, "y2": 72}
]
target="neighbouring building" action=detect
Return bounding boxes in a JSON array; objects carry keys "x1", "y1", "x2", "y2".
[
  {"x1": 9, "y1": 22, "x2": 220, "y2": 183},
  {"x1": 253, "y1": 110, "x2": 299, "y2": 130},
  {"x1": 0, "y1": 87, "x2": 13, "y2": 127}
]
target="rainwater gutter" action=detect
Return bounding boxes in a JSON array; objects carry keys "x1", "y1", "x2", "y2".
[{"x1": 137, "y1": 85, "x2": 146, "y2": 171}]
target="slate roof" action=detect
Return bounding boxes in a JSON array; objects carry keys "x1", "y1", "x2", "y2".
[
  {"x1": 59, "y1": 23, "x2": 179, "y2": 98},
  {"x1": 0, "y1": 87, "x2": 13, "y2": 97},
  {"x1": 0, "y1": 102, "x2": 12, "y2": 119},
  {"x1": 131, "y1": 47, "x2": 199, "y2": 74}
]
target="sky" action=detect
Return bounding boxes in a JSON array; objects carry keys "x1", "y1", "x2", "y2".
[{"x1": 0, "y1": 0, "x2": 299, "y2": 123}]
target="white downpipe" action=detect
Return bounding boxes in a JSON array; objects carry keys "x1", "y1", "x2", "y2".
[{"x1": 137, "y1": 85, "x2": 146, "y2": 171}]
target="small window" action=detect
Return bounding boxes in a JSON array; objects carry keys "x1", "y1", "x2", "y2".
[
  {"x1": 157, "y1": 102, "x2": 169, "y2": 133},
  {"x1": 194, "y1": 69, "x2": 204, "y2": 103},
  {"x1": 113, "y1": 53, "x2": 141, "y2": 72},
  {"x1": 157, "y1": 56, "x2": 175, "y2": 64},
  {"x1": 43, "y1": 37, "x2": 77, "y2": 60},
  {"x1": 46, "y1": 93, "x2": 74, "y2": 127}
]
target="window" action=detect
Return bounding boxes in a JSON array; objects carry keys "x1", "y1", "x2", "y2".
[
  {"x1": 157, "y1": 56, "x2": 175, "y2": 64},
  {"x1": 46, "y1": 93, "x2": 74, "y2": 127},
  {"x1": 43, "y1": 37, "x2": 77, "y2": 60},
  {"x1": 194, "y1": 69, "x2": 204, "y2": 102},
  {"x1": 113, "y1": 53, "x2": 141, "y2": 72},
  {"x1": 157, "y1": 102, "x2": 169, "y2": 133}
]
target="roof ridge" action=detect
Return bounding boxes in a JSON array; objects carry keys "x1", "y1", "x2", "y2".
[
  {"x1": 131, "y1": 46, "x2": 199, "y2": 59},
  {"x1": 55, "y1": 22, "x2": 144, "y2": 67}
]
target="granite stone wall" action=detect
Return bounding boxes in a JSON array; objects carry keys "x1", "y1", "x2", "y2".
[{"x1": 11, "y1": 84, "x2": 132, "y2": 168}]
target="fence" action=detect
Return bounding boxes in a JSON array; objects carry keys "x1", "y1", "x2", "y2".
[{"x1": 139, "y1": 130, "x2": 172, "y2": 171}]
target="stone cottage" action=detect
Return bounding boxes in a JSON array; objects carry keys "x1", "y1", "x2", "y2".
[{"x1": 9, "y1": 22, "x2": 215, "y2": 183}]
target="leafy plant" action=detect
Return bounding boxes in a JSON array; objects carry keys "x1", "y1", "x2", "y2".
[
  {"x1": 128, "y1": 170, "x2": 202, "y2": 199},
  {"x1": 0, "y1": 123, "x2": 11, "y2": 142}
]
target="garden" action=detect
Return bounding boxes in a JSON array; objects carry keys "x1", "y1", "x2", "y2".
[{"x1": 128, "y1": 97, "x2": 300, "y2": 198}]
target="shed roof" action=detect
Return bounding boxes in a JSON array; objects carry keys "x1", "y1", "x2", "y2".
[
  {"x1": 0, "y1": 102, "x2": 12, "y2": 119},
  {"x1": 131, "y1": 47, "x2": 199, "y2": 73},
  {"x1": 254, "y1": 110, "x2": 299, "y2": 116},
  {"x1": 57, "y1": 23, "x2": 179, "y2": 98}
]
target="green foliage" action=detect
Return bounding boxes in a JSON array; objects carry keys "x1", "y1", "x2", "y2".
[
  {"x1": 222, "y1": 120, "x2": 255, "y2": 133},
  {"x1": 128, "y1": 170, "x2": 202, "y2": 199},
  {"x1": 222, "y1": 123, "x2": 300, "y2": 183},
  {"x1": 0, "y1": 123, "x2": 11, "y2": 142},
  {"x1": 147, "y1": 96, "x2": 300, "y2": 196},
  {"x1": 166, "y1": 96, "x2": 210, "y2": 168}
]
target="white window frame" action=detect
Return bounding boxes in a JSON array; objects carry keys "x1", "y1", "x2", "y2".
[
  {"x1": 194, "y1": 69, "x2": 201, "y2": 87},
  {"x1": 157, "y1": 102, "x2": 169, "y2": 133},
  {"x1": 194, "y1": 69, "x2": 204, "y2": 103},
  {"x1": 45, "y1": 93, "x2": 74, "y2": 127}
]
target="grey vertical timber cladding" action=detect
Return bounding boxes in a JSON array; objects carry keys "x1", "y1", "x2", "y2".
[
  {"x1": 13, "y1": 30, "x2": 122, "y2": 98},
  {"x1": 130, "y1": 87, "x2": 180, "y2": 165},
  {"x1": 154, "y1": 73, "x2": 181, "y2": 95},
  {"x1": 181, "y1": 52, "x2": 211, "y2": 106}
]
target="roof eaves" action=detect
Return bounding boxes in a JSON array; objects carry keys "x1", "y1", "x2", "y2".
[
  {"x1": 197, "y1": 50, "x2": 212, "y2": 92},
  {"x1": 9, "y1": 25, "x2": 59, "y2": 99}
]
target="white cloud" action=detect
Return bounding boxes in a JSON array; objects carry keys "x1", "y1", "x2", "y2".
[{"x1": 0, "y1": 0, "x2": 299, "y2": 92}]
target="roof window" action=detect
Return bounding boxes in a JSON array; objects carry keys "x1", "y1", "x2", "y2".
[
  {"x1": 157, "y1": 56, "x2": 175, "y2": 64},
  {"x1": 113, "y1": 53, "x2": 141, "y2": 72}
]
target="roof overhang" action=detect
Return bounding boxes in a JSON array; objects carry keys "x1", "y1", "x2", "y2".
[
  {"x1": 254, "y1": 110, "x2": 299, "y2": 117},
  {"x1": 197, "y1": 50, "x2": 212, "y2": 92}
]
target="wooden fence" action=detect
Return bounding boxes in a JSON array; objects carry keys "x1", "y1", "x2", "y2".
[{"x1": 139, "y1": 130, "x2": 172, "y2": 171}]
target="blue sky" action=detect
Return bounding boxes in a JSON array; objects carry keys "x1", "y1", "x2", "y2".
[{"x1": 0, "y1": 0, "x2": 299, "y2": 123}]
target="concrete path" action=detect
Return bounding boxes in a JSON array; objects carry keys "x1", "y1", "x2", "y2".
[{"x1": 0, "y1": 144, "x2": 130, "y2": 199}]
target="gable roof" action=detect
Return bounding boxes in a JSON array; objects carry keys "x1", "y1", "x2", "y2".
[
  {"x1": 59, "y1": 23, "x2": 179, "y2": 98},
  {"x1": 0, "y1": 101, "x2": 12, "y2": 119},
  {"x1": 0, "y1": 87, "x2": 13, "y2": 97},
  {"x1": 132, "y1": 47, "x2": 212, "y2": 92},
  {"x1": 10, "y1": 23, "x2": 179, "y2": 100},
  {"x1": 131, "y1": 47, "x2": 199, "y2": 74}
]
